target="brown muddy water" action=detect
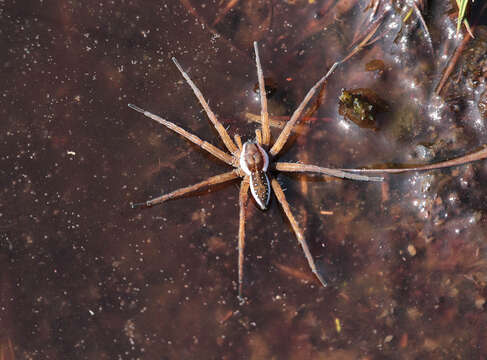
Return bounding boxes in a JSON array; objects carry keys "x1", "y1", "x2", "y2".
[{"x1": 2, "y1": 1, "x2": 487, "y2": 359}]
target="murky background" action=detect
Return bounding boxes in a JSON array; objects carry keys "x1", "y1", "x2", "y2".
[{"x1": 2, "y1": 0, "x2": 487, "y2": 359}]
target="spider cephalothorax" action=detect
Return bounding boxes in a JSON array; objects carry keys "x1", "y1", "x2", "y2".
[{"x1": 129, "y1": 42, "x2": 383, "y2": 301}]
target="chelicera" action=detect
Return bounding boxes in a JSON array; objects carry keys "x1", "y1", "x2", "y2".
[{"x1": 129, "y1": 42, "x2": 487, "y2": 302}]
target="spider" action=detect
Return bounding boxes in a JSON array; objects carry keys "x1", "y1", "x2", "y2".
[{"x1": 129, "y1": 42, "x2": 383, "y2": 301}]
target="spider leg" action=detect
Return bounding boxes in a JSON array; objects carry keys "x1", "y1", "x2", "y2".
[
  {"x1": 238, "y1": 176, "x2": 250, "y2": 302},
  {"x1": 274, "y1": 162, "x2": 383, "y2": 182},
  {"x1": 270, "y1": 178, "x2": 328, "y2": 288},
  {"x1": 234, "y1": 134, "x2": 243, "y2": 150},
  {"x1": 131, "y1": 170, "x2": 240, "y2": 208},
  {"x1": 172, "y1": 58, "x2": 239, "y2": 156},
  {"x1": 253, "y1": 41, "x2": 271, "y2": 147},
  {"x1": 270, "y1": 62, "x2": 340, "y2": 157},
  {"x1": 129, "y1": 104, "x2": 234, "y2": 166},
  {"x1": 255, "y1": 128, "x2": 262, "y2": 145}
]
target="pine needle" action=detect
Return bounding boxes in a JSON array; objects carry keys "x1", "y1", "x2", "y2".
[{"x1": 456, "y1": 0, "x2": 473, "y2": 37}]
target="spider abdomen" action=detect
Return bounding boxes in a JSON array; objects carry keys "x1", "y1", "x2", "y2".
[
  {"x1": 249, "y1": 170, "x2": 270, "y2": 210},
  {"x1": 240, "y1": 141, "x2": 271, "y2": 210}
]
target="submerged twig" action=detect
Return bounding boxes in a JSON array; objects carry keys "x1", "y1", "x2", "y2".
[
  {"x1": 212, "y1": 0, "x2": 240, "y2": 26},
  {"x1": 244, "y1": 112, "x2": 309, "y2": 134},
  {"x1": 412, "y1": 2, "x2": 434, "y2": 54},
  {"x1": 342, "y1": 21, "x2": 382, "y2": 63},
  {"x1": 435, "y1": 29, "x2": 473, "y2": 95},
  {"x1": 341, "y1": 147, "x2": 487, "y2": 174},
  {"x1": 274, "y1": 262, "x2": 316, "y2": 283},
  {"x1": 351, "y1": 1, "x2": 383, "y2": 46}
]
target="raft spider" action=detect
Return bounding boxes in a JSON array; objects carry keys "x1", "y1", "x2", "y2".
[{"x1": 129, "y1": 42, "x2": 382, "y2": 301}]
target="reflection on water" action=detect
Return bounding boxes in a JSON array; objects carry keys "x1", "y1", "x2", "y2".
[{"x1": 2, "y1": 0, "x2": 487, "y2": 358}]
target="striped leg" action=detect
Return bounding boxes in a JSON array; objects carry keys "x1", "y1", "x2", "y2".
[
  {"x1": 253, "y1": 41, "x2": 271, "y2": 147},
  {"x1": 238, "y1": 176, "x2": 250, "y2": 302},
  {"x1": 172, "y1": 58, "x2": 238, "y2": 155},
  {"x1": 132, "y1": 170, "x2": 239, "y2": 208},
  {"x1": 270, "y1": 62, "x2": 340, "y2": 157},
  {"x1": 271, "y1": 178, "x2": 327, "y2": 288},
  {"x1": 128, "y1": 104, "x2": 234, "y2": 166}
]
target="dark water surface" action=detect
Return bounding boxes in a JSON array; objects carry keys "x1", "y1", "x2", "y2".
[{"x1": 2, "y1": 1, "x2": 487, "y2": 359}]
